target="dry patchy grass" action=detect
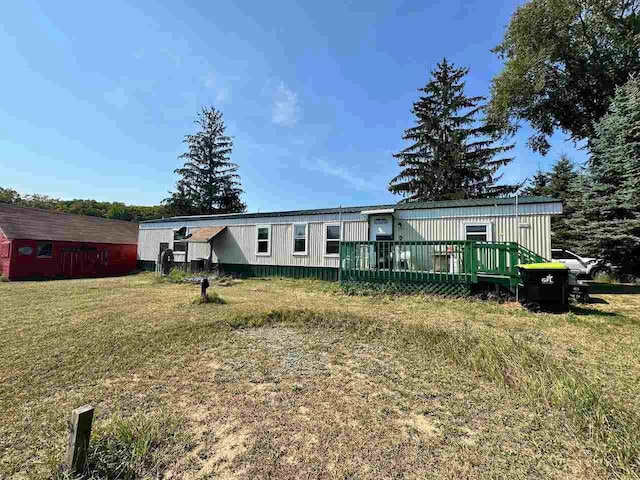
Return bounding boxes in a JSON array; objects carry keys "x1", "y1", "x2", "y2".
[{"x1": 1, "y1": 274, "x2": 639, "y2": 478}]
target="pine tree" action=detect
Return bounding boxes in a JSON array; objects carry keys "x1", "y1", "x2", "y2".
[
  {"x1": 572, "y1": 77, "x2": 640, "y2": 271},
  {"x1": 164, "y1": 180, "x2": 196, "y2": 216},
  {"x1": 165, "y1": 107, "x2": 246, "y2": 215},
  {"x1": 546, "y1": 155, "x2": 580, "y2": 251},
  {"x1": 522, "y1": 169, "x2": 551, "y2": 196},
  {"x1": 390, "y1": 59, "x2": 516, "y2": 201},
  {"x1": 548, "y1": 155, "x2": 576, "y2": 198}
]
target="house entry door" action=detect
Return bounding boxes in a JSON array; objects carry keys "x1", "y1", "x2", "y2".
[{"x1": 369, "y1": 215, "x2": 394, "y2": 270}]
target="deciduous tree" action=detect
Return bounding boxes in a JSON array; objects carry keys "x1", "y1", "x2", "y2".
[{"x1": 488, "y1": 0, "x2": 640, "y2": 154}]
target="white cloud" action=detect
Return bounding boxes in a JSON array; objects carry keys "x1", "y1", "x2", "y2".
[
  {"x1": 303, "y1": 158, "x2": 378, "y2": 192},
  {"x1": 272, "y1": 83, "x2": 298, "y2": 127},
  {"x1": 204, "y1": 72, "x2": 216, "y2": 89},
  {"x1": 203, "y1": 71, "x2": 230, "y2": 104},
  {"x1": 215, "y1": 88, "x2": 230, "y2": 103}
]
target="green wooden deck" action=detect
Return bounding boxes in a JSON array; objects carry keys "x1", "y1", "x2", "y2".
[{"x1": 339, "y1": 240, "x2": 545, "y2": 294}]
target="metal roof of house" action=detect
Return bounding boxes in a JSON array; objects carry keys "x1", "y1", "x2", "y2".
[
  {"x1": 141, "y1": 196, "x2": 561, "y2": 224},
  {"x1": 394, "y1": 196, "x2": 559, "y2": 210},
  {"x1": 0, "y1": 204, "x2": 139, "y2": 244}
]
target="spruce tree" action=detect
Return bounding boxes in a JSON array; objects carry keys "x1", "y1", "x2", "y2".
[
  {"x1": 164, "y1": 180, "x2": 196, "y2": 216},
  {"x1": 572, "y1": 78, "x2": 640, "y2": 271},
  {"x1": 390, "y1": 59, "x2": 516, "y2": 201},
  {"x1": 522, "y1": 169, "x2": 551, "y2": 196},
  {"x1": 548, "y1": 155, "x2": 576, "y2": 198},
  {"x1": 547, "y1": 155, "x2": 580, "y2": 251},
  {"x1": 165, "y1": 107, "x2": 246, "y2": 215}
]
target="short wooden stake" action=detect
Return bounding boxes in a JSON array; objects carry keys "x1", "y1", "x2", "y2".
[
  {"x1": 201, "y1": 278, "x2": 210, "y2": 302},
  {"x1": 64, "y1": 405, "x2": 94, "y2": 474}
]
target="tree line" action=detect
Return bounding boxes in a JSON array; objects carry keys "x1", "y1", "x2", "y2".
[
  {"x1": 1, "y1": 0, "x2": 638, "y2": 270},
  {"x1": 0, "y1": 188, "x2": 171, "y2": 222}
]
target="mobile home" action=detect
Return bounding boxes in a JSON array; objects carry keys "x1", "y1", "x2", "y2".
[{"x1": 138, "y1": 196, "x2": 562, "y2": 294}]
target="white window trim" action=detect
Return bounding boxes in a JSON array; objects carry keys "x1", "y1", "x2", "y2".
[
  {"x1": 256, "y1": 224, "x2": 272, "y2": 256},
  {"x1": 461, "y1": 222, "x2": 493, "y2": 242},
  {"x1": 323, "y1": 223, "x2": 342, "y2": 257},
  {"x1": 292, "y1": 223, "x2": 308, "y2": 256}
]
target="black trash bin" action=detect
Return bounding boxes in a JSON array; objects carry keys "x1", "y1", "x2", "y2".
[{"x1": 517, "y1": 263, "x2": 570, "y2": 312}]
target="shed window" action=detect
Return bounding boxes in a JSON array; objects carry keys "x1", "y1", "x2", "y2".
[
  {"x1": 174, "y1": 227, "x2": 190, "y2": 240},
  {"x1": 37, "y1": 242, "x2": 53, "y2": 258},
  {"x1": 173, "y1": 242, "x2": 187, "y2": 252},
  {"x1": 464, "y1": 223, "x2": 492, "y2": 242},
  {"x1": 325, "y1": 224, "x2": 341, "y2": 256},
  {"x1": 256, "y1": 225, "x2": 271, "y2": 256},
  {"x1": 18, "y1": 246, "x2": 33, "y2": 256},
  {"x1": 293, "y1": 224, "x2": 308, "y2": 255}
]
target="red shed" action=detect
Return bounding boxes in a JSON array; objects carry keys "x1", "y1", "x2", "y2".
[{"x1": 0, "y1": 204, "x2": 138, "y2": 280}]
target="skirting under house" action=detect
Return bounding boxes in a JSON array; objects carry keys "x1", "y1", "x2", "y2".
[{"x1": 137, "y1": 196, "x2": 561, "y2": 294}]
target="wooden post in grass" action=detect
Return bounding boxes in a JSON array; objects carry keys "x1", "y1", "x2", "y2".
[
  {"x1": 64, "y1": 405, "x2": 94, "y2": 474},
  {"x1": 201, "y1": 278, "x2": 210, "y2": 302}
]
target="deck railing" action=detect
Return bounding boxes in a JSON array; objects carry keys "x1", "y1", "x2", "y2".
[{"x1": 339, "y1": 240, "x2": 545, "y2": 286}]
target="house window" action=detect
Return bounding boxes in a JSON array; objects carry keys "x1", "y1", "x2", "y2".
[
  {"x1": 293, "y1": 223, "x2": 308, "y2": 255},
  {"x1": 17, "y1": 246, "x2": 33, "y2": 256},
  {"x1": 37, "y1": 242, "x2": 53, "y2": 258},
  {"x1": 173, "y1": 242, "x2": 187, "y2": 252},
  {"x1": 464, "y1": 223, "x2": 492, "y2": 242},
  {"x1": 160, "y1": 242, "x2": 169, "y2": 254},
  {"x1": 256, "y1": 225, "x2": 271, "y2": 256},
  {"x1": 325, "y1": 224, "x2": 341, "y2": 256}
]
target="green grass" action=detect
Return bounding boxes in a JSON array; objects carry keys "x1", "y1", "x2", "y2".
[
  {"x1": 2, "y1": 274, "x2": 640, "y2": 478},
  {"x1": 192, "y1": 291, "x2": 226, "y2": 305},
  {"x1": 52, "y1": 412, "x2": 185, "y2": 480}
]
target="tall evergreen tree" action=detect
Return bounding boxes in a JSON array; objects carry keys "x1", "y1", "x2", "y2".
[
  {"x1": 390, "y1": 59, "x2": 516, "y2": 201},
  {"x1": 165, "y1": 107, "x2": 246, "y2": 215},
  {"x1": 521, "y1": 155, "x2": 581, "y2": 250},
  {"x1": 522, "y1": 168, "x2": 551, "y2": 196},
  {"x1": 547, "y1": 155, "x2": 580, "y2": 250},
  {"x1": 571, "y1": 77, "x2": 640, "y2": 271},
  {"x1": 547, "y1": 155, "x2": 576, "y2": 198}
]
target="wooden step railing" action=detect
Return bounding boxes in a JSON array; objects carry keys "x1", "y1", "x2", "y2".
[{"x1": 339, "y1": 240, "x2": 546, "y2": 286}]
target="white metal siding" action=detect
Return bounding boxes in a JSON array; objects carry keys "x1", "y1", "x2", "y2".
[
  {"x1": 137, "y1": 228, "x2": 173, "y2": 261},
  {"x1": 138, "y1": 204, "x2": 557, "y2": 264},
  {"x1": 396, "y1": 215, "x2": 551, "y2": 260}
]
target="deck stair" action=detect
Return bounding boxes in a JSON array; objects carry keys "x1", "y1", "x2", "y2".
[{"x1": 339, "y1": 240, "x2": 545, "y2": 295}]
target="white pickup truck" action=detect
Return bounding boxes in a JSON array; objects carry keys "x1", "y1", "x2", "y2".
[{"x1": 551, "y1": 248, "x2": 613, "y2": 278}]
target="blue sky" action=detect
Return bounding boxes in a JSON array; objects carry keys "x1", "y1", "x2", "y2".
[{"x1": 0, "y1": 0, "x2": 586, "y2": 211}]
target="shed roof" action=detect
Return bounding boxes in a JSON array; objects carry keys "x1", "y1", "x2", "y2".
[
  {"x1": 0, "y1": 204, "x2": 139, "y2": 245},
  {"x1": 141, "y1": 196, "x2": 561, "y2": 224},
  {"x1": 186, "y1": 226, "x2": 227, "y2": 243}
]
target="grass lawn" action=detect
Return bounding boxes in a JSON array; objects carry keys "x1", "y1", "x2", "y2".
[{"x1": 1, "y1": 273, "x2": 640, "y2": 479}]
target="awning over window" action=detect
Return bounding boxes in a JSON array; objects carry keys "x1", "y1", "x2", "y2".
[
  {"x1": 186, "y1": 226, "x2": 227, "y2": 243},
  {"x1": 360, "y1": 208, "x2": 395, "y2": 216}
]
